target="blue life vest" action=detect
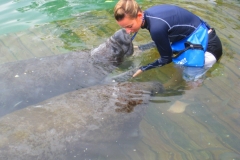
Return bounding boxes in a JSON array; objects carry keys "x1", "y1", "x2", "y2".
[{"x1": 171, "y1": 22, "x2": 209, "y2": 67}]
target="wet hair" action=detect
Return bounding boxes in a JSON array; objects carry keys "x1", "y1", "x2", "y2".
[{"x1": 114, "y1": 0, "x2": 142, "y2": 21}]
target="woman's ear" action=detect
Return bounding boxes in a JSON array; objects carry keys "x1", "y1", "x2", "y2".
[{"x1": 137, "y1": 12, "x2": 143, "y2": 19}]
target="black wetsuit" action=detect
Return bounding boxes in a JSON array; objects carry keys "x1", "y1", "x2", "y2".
[{"x1": 140, "y1": 4, "x2": 222, "y2": 71}]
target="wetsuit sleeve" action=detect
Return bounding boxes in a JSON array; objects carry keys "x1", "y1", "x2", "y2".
[
  {"x1": 140, "y1": 56, "x2": 171, "y2": 71},
  {"x1": 140, "y1": 25, "x2": 172, "y2": 71}
]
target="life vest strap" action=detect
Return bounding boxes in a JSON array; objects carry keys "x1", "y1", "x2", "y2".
[{"x1": 172, "y1": 41, "x2": 204, "y2": 58}]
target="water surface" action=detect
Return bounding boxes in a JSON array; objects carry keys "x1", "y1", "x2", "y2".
[{"x1": 0, "y1": 0, "x2": 240, "y2": 159}]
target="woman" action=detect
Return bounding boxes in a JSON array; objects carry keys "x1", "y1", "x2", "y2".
[{"x1": 114, "y1": 0, "x2": 222, "y2": 81}]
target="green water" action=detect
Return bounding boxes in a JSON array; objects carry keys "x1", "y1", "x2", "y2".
[
  {"x1": 1, "y1": 0, "x2": 240, "y2": 159},
  {"x1": 0, "y1": 0, "x2": 116, "y2": 35}
]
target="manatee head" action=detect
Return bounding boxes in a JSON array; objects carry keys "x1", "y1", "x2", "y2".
[
  {"x1": 91, "y1": 29, "x2": 134, "y2": 66},
  {"x1": 110, "y1": 29, "x2": 134, "y2": 57}
]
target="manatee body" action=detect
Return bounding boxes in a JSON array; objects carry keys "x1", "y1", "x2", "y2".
[
  {"x1": 0, "y1": 81, "x2": 164, "y2": 160},
  {"x1": 0, "y1": 29, "x2": 133, "y2": 116}
]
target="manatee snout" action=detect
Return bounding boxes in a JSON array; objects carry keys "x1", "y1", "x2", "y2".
[
  {"x1": 111, "y1": 29, "x2": 134, "y2": 57},
  {"x1": 139, "y1": 81, "x2": 165, "y2": 95},
  {"x1": 151, "y1": 81, "x2": 165, "y2": 95}
]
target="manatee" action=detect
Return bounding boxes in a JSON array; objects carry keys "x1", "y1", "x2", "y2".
[
  {"x1": 0, "y1": 29, "x2": 133, "y2": 116},
  {"x1": 0, "y1": 81, "x2": 164, "y2": 160}
]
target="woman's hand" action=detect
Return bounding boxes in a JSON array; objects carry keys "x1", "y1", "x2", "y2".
[{"x1": 132, "y1": 69, "x2": 143, "y2": 77}]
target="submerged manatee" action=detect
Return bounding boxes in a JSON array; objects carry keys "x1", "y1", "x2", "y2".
[
  {"x1": 0, "y1": 81, "x2": 164, "y2": 160},
  {"x1": 0, "y1": 29, "x2": 133, "y2": 116}
]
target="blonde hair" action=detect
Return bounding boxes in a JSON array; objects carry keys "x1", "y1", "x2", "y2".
[{"x1": 114, "y1": 0, "x2": 142, "y2": 21}]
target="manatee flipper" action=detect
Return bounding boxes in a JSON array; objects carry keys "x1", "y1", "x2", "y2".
[
  {"x1": 138, "y1": 41, "x2": 156, "y2": 51},
  {"x1": 132, "y1": 41, "x2": 156, "y2": 57},
  {"x1": 102, "y1": 67, "x2": 139, "y2": 84}
]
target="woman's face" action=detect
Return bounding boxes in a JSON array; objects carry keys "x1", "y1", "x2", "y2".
[{"x1": 116, "y1": 12, "x2": 143, "y2": 34}]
